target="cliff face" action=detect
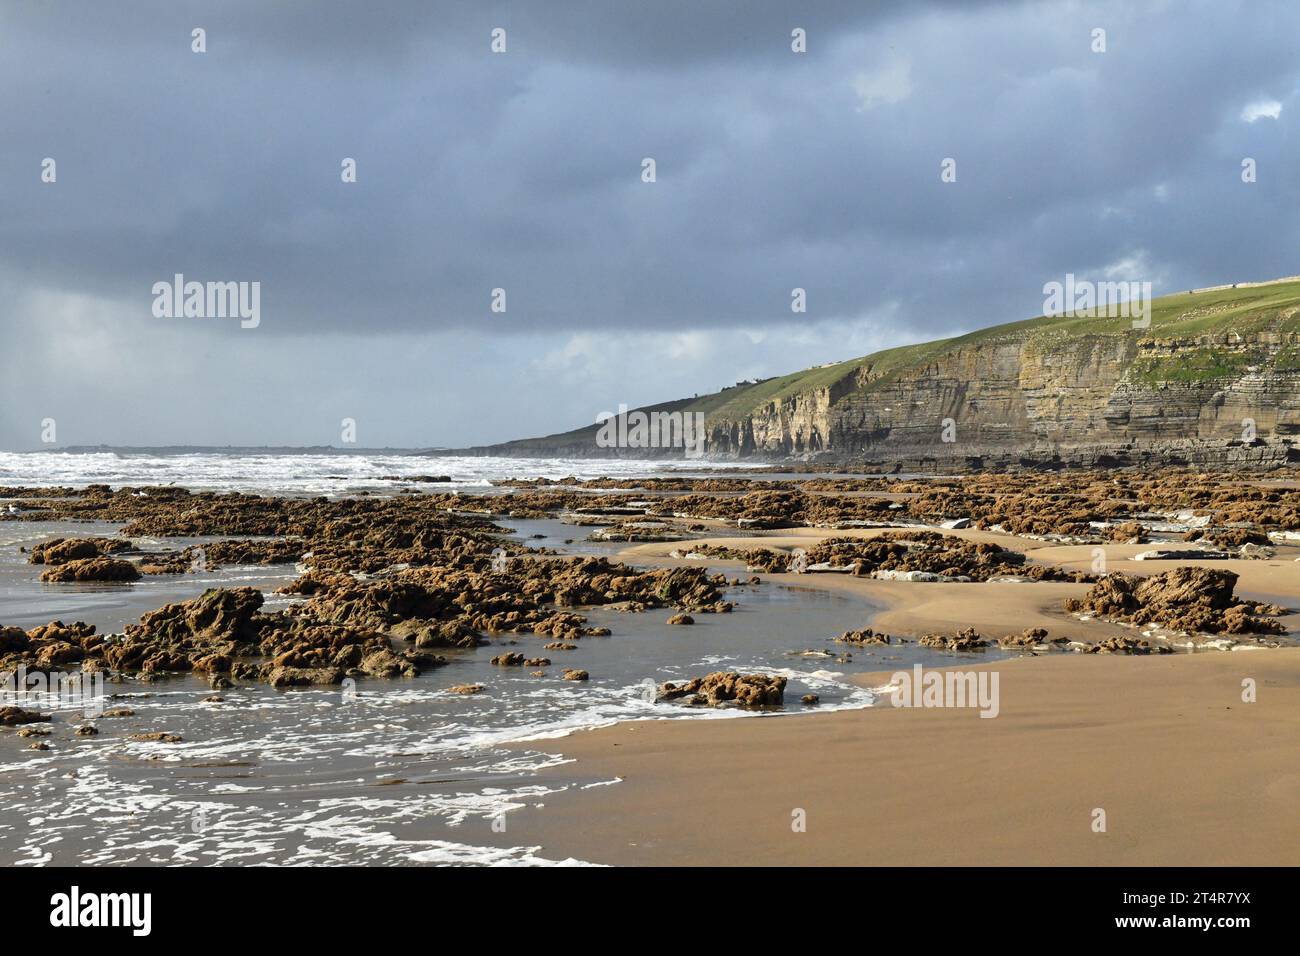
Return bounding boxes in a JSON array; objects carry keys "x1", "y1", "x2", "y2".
[
  {"x1": 484, "y1": 279, "x2": 1300, "y2": 468},
  {"x1": 705, "y1": 332, "x2": 1300, "y2": 467}
]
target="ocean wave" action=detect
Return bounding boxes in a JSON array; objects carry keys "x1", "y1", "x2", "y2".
[{"x1": 0, "y1": 452, "x2": 757, "y2": 495}]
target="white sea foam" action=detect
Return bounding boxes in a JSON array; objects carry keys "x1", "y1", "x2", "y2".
[
  {"x1": 0, "y1": 667, "x2": 878, "y2": 866},
  {"x1": 0, "y1": 452, "x2": 757, "y2": 495}
]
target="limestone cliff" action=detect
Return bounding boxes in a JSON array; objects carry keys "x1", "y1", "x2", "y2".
[{"x1": 483, "y1": 279, "x2": 1300, "y2": 468}]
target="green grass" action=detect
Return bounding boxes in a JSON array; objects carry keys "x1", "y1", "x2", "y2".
[
  {"x1": 1274, "y1": 345, "x2": 1300, "y2": 371},
  {"x1": 703, "y1": 359, "x2": 862, "y2": 420},
  {"x1": 1129, "y1": 349, "x2": 1261, "y2": 384}
]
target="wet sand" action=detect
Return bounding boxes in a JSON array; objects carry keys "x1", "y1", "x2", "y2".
[
  {"x1": 492, "y1": 528, "x2": 1300, "y2": 866},
  {"x1": 511, "y1": 649, "x2": 1300, "y2": 866}
]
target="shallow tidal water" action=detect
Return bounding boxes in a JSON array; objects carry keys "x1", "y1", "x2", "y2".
[{"x1": 0, "y1": 510, "x2": 1010, "y2": 866}]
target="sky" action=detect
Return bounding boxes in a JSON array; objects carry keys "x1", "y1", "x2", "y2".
[{"x1": 2, "y1": 0, "x2": 1298, "y2": 450}]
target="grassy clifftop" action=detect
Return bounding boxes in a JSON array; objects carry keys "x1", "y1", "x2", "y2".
[{"x1": 703, "y1": 277, "x2": 1300, "y2": 422}]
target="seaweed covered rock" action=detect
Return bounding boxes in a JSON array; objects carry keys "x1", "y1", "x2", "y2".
[
  {"x1": 657, "y1": 671, "x2": 787, "y2": 707},
  {"x1": 40, "y1": 557, "x2": 141, "y2": 583},
  {"x1": 1088, "y1": 635, "x2": 1173, "y2": 655},
  {"x1": 99, "y1": 588, "x2": 291, "y2": 678},
  {"x1": 1105, "y1": 521, "x2": 1149, "y2": 543},
  {"x1": 918, "y1": 627, "x2": 989, "y2": 651},
  {"x1": 198, "y1": 538, "x2": 306, "y2": 566},
  {"x1": 0, "y1": 621, "x2": 98, "y2": 671},
  {"x1": 28, "y1": 537, "x2": 132, "y2": 565},
  {"x1": 999, "y1": 627, "x2": 1059, "y2": 648},
  {"x1": 1064, "y1": 568, "x2": 1285, "y2": 634},
  {"x1": 130, "y1": 587, "x2": 265, "y2": 645},
  {"x1": 0, "y1": 706, "x2": 50, "y2": 726},
  {"x1": 833, "y1": 628, "x2": 895, "y2": 646},
  {"x1": 0, "y1": 626, "x2": 32, "y2": 653}
]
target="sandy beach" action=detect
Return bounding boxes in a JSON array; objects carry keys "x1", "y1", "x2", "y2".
[
  {"x1": 512, "y1": 648, "x2": 1300, "y2": 866},
  {"x1": 489, "y1": 528, "x2": 1300, "y2": 866}
]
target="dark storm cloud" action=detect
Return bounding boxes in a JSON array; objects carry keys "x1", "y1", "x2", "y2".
[{"x1": 2, "y1": 1, "x2": 1299, "y2": 448}]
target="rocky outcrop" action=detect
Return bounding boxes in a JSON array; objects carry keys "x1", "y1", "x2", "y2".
[
  {"x1": 28, "y1": 537, "x2": 132, "y2": 565},
  {"x1": 3, "y1": 491, "x2": 747, "y2": 688},
  {"x1": 1064, "y1": 567, "x2": 1286, "y2": 634},
  {"x1": 657, "y1": 671, "x2": 787, "y2": 707},
  {"x1": 834, "y1": 628, "x2": 897, "y2": 646},
  {"x1": 39, "y1": 557, "x2": 141, "y2": 582},
  {"x1": 0, "y1": 707, "x2": 50, "y2": 727},
  {"x1": 130, "y1": 587, "x2": 265, "y2": 645},
  {"x1": 0, "y1": 586, "x2": 440, "y2": 687},
  {"x1": 918, "y1": 628, "x2": 990, "y2": 651}
]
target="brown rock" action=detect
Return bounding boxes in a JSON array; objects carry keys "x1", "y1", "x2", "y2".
[
  {"x1": 1064, "y1": 567, "x2": 1285, "y2": 634},
  {"x1": 0, "y1": 706, "x2": 50, "y2": 726},
  {"x1": 0, "y1": 626, "x2": 31, "y2": 652},
  {"x1": 358, "y1": 648, "x2": 412, "y2": 678},
  {"x1": 263, "y1": 665, "x2": 345, "y2": 687},
  {"x1": 918, "y1": 627, "x2": 988, "y2": 651},
  {"x1": 40, "y1": 557, "x2": 141, "y2": 583},
  {"x1": 33, "y1": 641, "x2": 84, "y2": 669},
  {"x1": 834, "y1": 628, "x2": 893, "y2": 646},
  {"x1": 1088, "y1": 635, "x2": 1172, "y2": 655},
  {"x1": 28, "y1": 537, "x2": 131, "y2": 565},
  {"x1": 657, "y1": 671, "x2": 786, "y2": 707}
]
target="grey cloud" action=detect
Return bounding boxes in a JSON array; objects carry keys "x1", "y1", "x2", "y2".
[{"x1": 2, "y1": 0, "x2": 1299, "y2": 448}]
